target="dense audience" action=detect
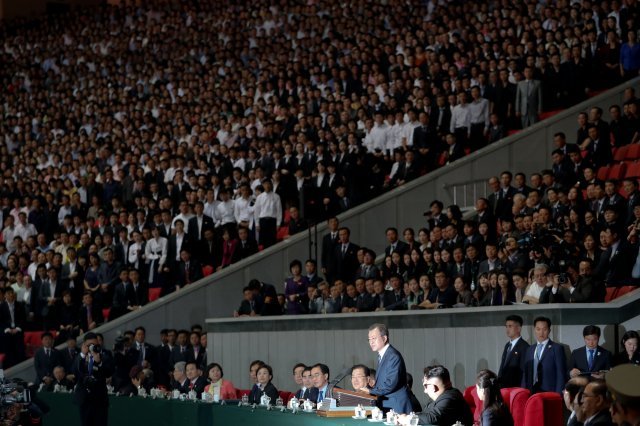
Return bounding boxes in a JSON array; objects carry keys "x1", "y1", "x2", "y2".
[
  {"x1": 236, "y1": 97, "x2": 640, "y2": 316},
  {"x1": 1, "y1": 0, "x2": 640, "y2": 367}
]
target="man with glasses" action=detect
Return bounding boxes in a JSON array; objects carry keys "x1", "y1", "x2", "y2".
[
  {"x1": 396, "y1": 365, "x2": 473, "y2": 425},
  {"x1": 574, "y1": 379, "x2": 614, "y2": 426},
  {"x1": 358, "y1": 323, "x2": 412, "y2": 414}
]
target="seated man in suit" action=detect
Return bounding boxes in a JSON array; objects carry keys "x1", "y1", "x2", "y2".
[
  {"x1": 575, "y1": 379, "x2": 614, "y2": 426},
  {"x1": 397, "y1": 365, "x2": 473, "y2": 426},
  {"x1": 43, "y1": 365, "x2": 74, "y2": 392},
  {"x1": 292, "y1": 363, "x2": 306, "y2": 399},
  {"x1": 358, "y1": 324, "x2": 412, "y2": 414},
  {"x1": 351, "y1": 364, "x2": 371, "y2": 392},
  {"x1": 521, "y1": 316, "x2": 567, "y2": 394},
  {"x1": 185, "y1": 361, "x2": 207, "y2": 396},
  {"x1": 171, "y1": 361, "x2": 190, "y2": 393},
  {"x1": 300, "y1": 365, "x2": 318, "y2": 401},
  {"x1": 311, "y1": 363, "x2": 331, "y2": 404},
  {"x1": 569, "y1": 325, "x2": 612, "y2": 379},
  {"x1": 564, "y1": 377, "x2": 590, "y2": 426},
  {"x1": 498, "y1": 314, "x2": 530, "y2": 388}
]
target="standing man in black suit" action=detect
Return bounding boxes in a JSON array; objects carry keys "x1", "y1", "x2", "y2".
[
  {"x1": 185, "y1": 331, "x2": 207, "y2": 370},
  {"x1": 197, "y1": 228, "x2": 221, "y2": 270},
  {"x1": 34, "y1": 331, "x2": 61, "y2": 385},
  {"x1": 187, "y1": 201, "x2": 214, "y2": 242},
  {"x1": 413, "y1": 111, "x2": 439, "y2": 171},
  {"x1": 235, "y1": 226, "x2": 259, "y2": 261},
  {"x1": 594, "y1": 226, "x2": 634, "y2": 286},
  {"x1": 581, "y1": 126, "x2": 613, "y2": 171},
  {"x1": 498, "y1": 315, "x2": 530, "y2": 388},
  {"x1": 384, "y1": 227, "x2": 409, "y2": 256},
  {"x1": 78, "y1": 292, "x2": 104, "y2": 334},
  {"x1": 569, "y1": 325, "x2": 612, "y2": 378},
  {"x1": 321, "y1": 217, "x2": 340, "y2": 284},
  {"x1": 72, "y1": 332, "x2": 114, "y2": 426},
  {"x1": 331, "y1": 227, "x2": 360, "y2": 284},
  {"x1": 166, "y1": 219, "x2": 191, "y2": 278},
  {"x1": 132, "y1": 326, "x2": 157, "y2": 371},
  {"x1": 0, "y1": 287, "x2": 27, "y2": 367},
  {"x1": 176, "y1": 249, "x2": 204, "y2": 290}
]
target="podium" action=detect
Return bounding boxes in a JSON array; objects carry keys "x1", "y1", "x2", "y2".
[{"x1": 317, "y1": 389, "x2": 377, "y2": 417}]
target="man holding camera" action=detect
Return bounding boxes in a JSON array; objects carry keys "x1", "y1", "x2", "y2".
[{"x1": 72, "y1": 332, "x2": 114, "y2": 426}]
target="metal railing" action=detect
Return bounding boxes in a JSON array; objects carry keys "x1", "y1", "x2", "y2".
[{"x1": 443, "y1": 178, "x2": 490, "y2": 208}]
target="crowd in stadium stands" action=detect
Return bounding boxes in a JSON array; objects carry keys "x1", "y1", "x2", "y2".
[
  {"x1": 33, "y1": 321, "x2": 640, "y2": 425},
  {"x1": 1, "y1": 0, "x2": 640, "y2": 366},
  {"x1": 236, "y1": 94, "x2": 640, "y2": 316}
]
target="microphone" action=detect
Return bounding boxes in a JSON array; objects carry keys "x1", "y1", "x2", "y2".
[{"x1": 327, "y1": 367, "x2": 351, "y2": 398}]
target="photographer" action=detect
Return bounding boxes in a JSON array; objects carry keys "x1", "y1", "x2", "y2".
[{"x1": 72, "y1": 332, "x2": 114, "y2": 426}]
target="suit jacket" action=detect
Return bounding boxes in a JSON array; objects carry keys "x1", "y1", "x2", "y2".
[
  {"x1": 170, "y1": 345, "x2": 190, "y2": 367},
  {"x1": 176, "y1": 259, "x2": 204, "y2": 287},
  {"x1": 299, "y1": 386, "x2": 319, "y2": 402},
  {"x1": 185, "y1": 345, "x2": 207, "y2": 370},
  {"x1": 417, "y1": 387, "x2": 474, "y2": 426},
  {"x1": 111, "y1": 282, "x2": 137, "y2": 319},
  {"x1": 321, "y1": 232, "x2": 340, "y2": 276},
  {"x1": 167, "y1": 233, "x2": 192, "y2": 268},
  {"x1": 248, "y1": 382, "x2": 279, "y2": 405},
  {"x1": 34, "y1": 347, "x2": 63, "y2": 383},
  {"x1": 187, "y1": 215, "x2": 215, "y2": 241},
  {"x1": 0, "y1": 301, "x2": 26, "y2": 331},
  {"x1": 568, "y1": 346, "x2": 612, "y2": 374},
  {"x1": 385, "y1": 241, "x2": 410, "y2": 257},
  {"x1": 187, "y1": 375, "x2": 207, "y2": 395},
  {"x1": 498, "y1": 337, "x2": 530, "y2": 388},
  {"x1": 78, "y1": 304, "x2": 104, "y2": 332},
  {"x1": 38, "y1": 280, "x2": 65, "y2": 317},
  {"x1": 515, "y1": 79, "x2": 543, "y2": 116},
  {"x1": 72, "y1": 350, "x2": 115, "y2": 406},
  {"x1": 236, "y1": 238, "x2": 259, "y2": 260},
  {"x1": 369, "y1": 345, "x2": 412, "y2": 414},
  {"x1": 197, "y1": 238, "x2": 222, "y2": 269},
  {"x1": 331, "y1": 242, "x2": 360, "y2": 283},
  {"x1": 521, "y1": 340, "x2": 567, "y2": 394},
  {"x1": 595, "y1": 241, "x2": 635, "y2": 286},
  {"x1": 584, "y1": 409, "x2": 614, "y2": 426}
]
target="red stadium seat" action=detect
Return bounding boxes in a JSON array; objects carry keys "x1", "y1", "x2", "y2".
[
  {"x1": 102, "y1": 308, "x2": 110, "y2": 322},
  {"x1": 278, "y1": 391, "x2": 294, "y2": 405},
  {"x1": 605, "y1": 287, "x2": 619, "y2": 302},
  {"x1": 626, "y1": 144, "x2": 640, "y2": 160},
  {"x1": 614, "y1": 145, "x2": 629, "y2": 161},
  {"x1": 148, "y1": 288, "x2": 162, "y2": 302},
  {"x1": 276, "y1": 226, "x2": 289, "y2": 241},
  {"x1": 235, "y1": 389, "x2": 251, "y2": 399},
  {"x1": 523, "y1": 392, "x2": 563, "y2": 426},
  {"x1": 596, "y1": 166, "x2": 610, "y2": 181},
  {"x1": 202, "y1": 265, "x2": 214, "y2": 277},
  {"x1": 624, "y1": 161, "x2": 640, "y2": 178},
  {"x1": 607, "y1": 163, "x2": 627, "y2": 180},
  {"x1": 24, "y1": 331, "x2": 44, "y2": 358},
  {"x1": 463, "y1": 385, "x2": 482, "y2": 423},
  {"x1": 283, "y1": 209, "x2": 291, "y2": 225},
  {"x1": 503, "y1": 387, "x2": 530, "y2": 426},
  {"x1": 538, "y1": 110, "x2": 562, "y2": 121}
]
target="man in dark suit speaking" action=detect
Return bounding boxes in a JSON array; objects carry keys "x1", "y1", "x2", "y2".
[{"x1": 358, "y1": 323, "x2": 412, "y2": 414}]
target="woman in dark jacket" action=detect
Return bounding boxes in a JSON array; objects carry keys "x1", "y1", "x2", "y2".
[
  {"x1": 248, "y1": 364, "x2": 279, "y2": 405},
  {"x1": 476, "y1": 369, "x2": 514, "y2": 426}
]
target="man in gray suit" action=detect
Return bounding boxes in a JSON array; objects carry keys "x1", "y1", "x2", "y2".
[{"x1": 515, "y1": 66, "x2": 543, "y2": 128}]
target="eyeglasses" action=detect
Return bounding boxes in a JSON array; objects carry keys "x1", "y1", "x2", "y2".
[
  {"x1": 581, "y1": 393, "x2": 597, "y2": 398},
  {"x1": 351, "y1": 375, "x2": 367, "y2": 379}
]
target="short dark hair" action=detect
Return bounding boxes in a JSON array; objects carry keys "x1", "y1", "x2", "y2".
[
  {"x1": 351, "y1": 364, "x2": 371, "y2": 377},
  {"x1": 505, "y1": 315, "x2": 524, "y2": 327},
  {"x1": 424, "y1": 365, "x2": 450, "y2": 384},
  {"x1": 311, "y1": 363, "x2": 330, "y2": 379},
  {"x1": 292, "y1": 363, "x2": 307, "y2": 373},
  {"x1": 533, "y1": 316, "x2": 551, "y2": 329},
  {"x1": 583, "y1": 325, "x2": 601, "y2": 337},
  {"x1": 206, "y1": 362, "x2": 224, "y2": 378},
  {"x1": 258, "y1": 364, "x2": 273, "y2": 378}
]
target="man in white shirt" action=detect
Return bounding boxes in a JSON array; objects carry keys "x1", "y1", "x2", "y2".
[
  {"x1": 450, "y1": 91, "x2": 471, "y2": 149},
  {"x1": 253, "y1": 179, "x2": 282, "y2": 249},
  {"x1": 523, "y1": 264, "x2": 549, "y2": 304},
  {"x1": 366, "y1": 112, "x2": 391, "y2": 155},
  {"x1": 468, "y1": 86, "x2": 490, "y2": 151}
]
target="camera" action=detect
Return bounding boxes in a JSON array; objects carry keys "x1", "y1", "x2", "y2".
[
  {"x1": 88, "y1": 344, "x2": 102, "y2": 354},
  {"x1": 558, "y1": 273, "x2": 568, "y2": 285}
]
